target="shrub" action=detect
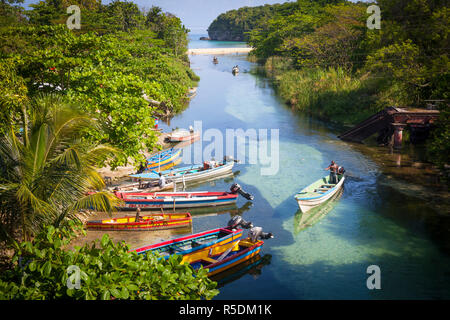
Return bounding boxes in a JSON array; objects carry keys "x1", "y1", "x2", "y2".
[{"x1": 0, "y1": 222, "x2": 219, "y2": 300}]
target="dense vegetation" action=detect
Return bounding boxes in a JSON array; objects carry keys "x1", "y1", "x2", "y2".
[
  {"x1": 0, "y1": 1, "x2": 219, "y2": 300},
  {"x1": 0, "y1": 0, "x2": 198, "y2": 168},
  {"x1": 207, "y1": 2, "x2": 299, "y2": 41},
  {"x1": 208, "y1": 0, "x2": 449, "y2": 174},
  {"x1": 0, "y1": 222, "x2": 218, "y2": 300}
]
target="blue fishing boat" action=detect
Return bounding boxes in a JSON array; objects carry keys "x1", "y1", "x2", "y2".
[
  {"x1": 132, "y1": 227, "x2": 244, "y2": 264},
  {"x1": 189, "y1": 226, "x2": 273, "y2": 277},
  {"x1": 146, "y1": 148, "x2": 181, "y2": 171}
]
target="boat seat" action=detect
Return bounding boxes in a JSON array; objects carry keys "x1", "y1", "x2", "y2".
[
  {"x1": 202, "y1": 257, "x2": 218, "y2": 264},
  {"x1": 168, "y1": 245, "x2": 184, "y2": 254},
  {"x1": 315, "y1": 188, "x2": 330, "y2": 192},
  {"x1": 191, "y1": 241, "x2": 201, "y2": 248}
]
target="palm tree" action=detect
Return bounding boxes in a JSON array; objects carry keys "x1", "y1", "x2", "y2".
[{"x1": 0, "y1": 94, "x2": 121, "y2": 242}]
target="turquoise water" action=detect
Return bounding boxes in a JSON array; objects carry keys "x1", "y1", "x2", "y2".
[{"x1": 157, "y1": 34, "x2": 450, "y2": 299}]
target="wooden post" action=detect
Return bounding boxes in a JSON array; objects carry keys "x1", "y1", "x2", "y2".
[{"x1": 391, "y1": 123, "x2": 406, "y2": 149}]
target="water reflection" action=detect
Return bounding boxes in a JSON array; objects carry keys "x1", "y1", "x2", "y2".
[
  {"x1": 293, "y1": 188, "x2": 344, "y2": 234},
  {"x1": 211, "y1": 254, "x2": 272, "y2": 288}
]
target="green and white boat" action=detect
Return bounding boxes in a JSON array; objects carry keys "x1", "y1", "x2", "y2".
[{"x1": 294, "y1": 174, "x2": 345, "y2": 213}]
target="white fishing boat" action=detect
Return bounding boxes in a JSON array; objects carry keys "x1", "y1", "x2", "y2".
[
  {"x1": 109, "y1": 180, "x2": 175, "y2": 193},
  {"x1": 294, "y1": 174, "x2": 345, "y2": 213},
  {"x1": 130, "y1": 160, "x2": 235, "y2": 184},
  {"x1": 167, "y1": 128, "x2": 200, "y2": 142}
]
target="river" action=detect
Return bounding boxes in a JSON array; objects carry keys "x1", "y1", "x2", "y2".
[
  {"x1": 79, "y1": 34, "x2": 450, "y2": 300},
  {"x1": 159, "y1": 34, "x2": 450, "y2": 300}
]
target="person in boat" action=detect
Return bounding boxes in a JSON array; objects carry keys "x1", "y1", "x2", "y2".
[
  {"x1": 135, "y1": 208, "x2": 142, "y2": 222},
  {"x1": 325, "y1": 160, "x2": 339, "y2": 184},
  {"x1": 189, "y1": 125, "x2": 194, "y2": 133},
  {"x1": 158, "y1": 172, "x2": 166, "y2": 188}
]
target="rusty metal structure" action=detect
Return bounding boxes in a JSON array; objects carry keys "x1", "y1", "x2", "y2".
[{"x1": 338, "y1": 107, "x2": 440, "y2": 148}]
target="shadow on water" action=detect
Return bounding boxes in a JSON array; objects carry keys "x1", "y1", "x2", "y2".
[
  {"x1": 212, "y1": 254, "x2": 272, "y2": 289},
  {"x1": 293, "y1": 188, "x2": 344, "y2": 235}
]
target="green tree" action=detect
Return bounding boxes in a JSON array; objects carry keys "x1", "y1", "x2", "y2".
[
  {"x1": 0, "y1": 94, "x2": 120, "y2": 242},
  {"x1": 0, "y1": 223, "x2": 219, "y2": 300}
]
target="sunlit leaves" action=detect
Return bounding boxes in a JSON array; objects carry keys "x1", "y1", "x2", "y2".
[{"x1": 0, "y1": 224, "x2": 219, "y2": 300}]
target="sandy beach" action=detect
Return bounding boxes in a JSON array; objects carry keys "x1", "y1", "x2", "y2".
[{"x1": 187, "y1": 47, "x2": 253, "y2": 55}]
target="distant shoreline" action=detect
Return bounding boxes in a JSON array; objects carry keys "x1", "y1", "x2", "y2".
[{"x1": 187, "y1": 47, "x2": 253, "y2": 55}]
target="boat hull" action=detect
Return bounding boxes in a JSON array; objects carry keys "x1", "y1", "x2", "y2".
[
  {"x1": 112, "y1": 181, "x2": 175, "y2": 193},
  {"x1": 168, "y1": 131, "x2": 200, "y2": 142},
  {"x1": 146, "y1": 148, "x2": 181, "y2": 171},
  {"x1": 133, "y1": 227, "x2": 243, "y2": 264},
  {"x1": 190, "y1": 239, "x2": 264, "y2": 276},
  {"x1": 86, "y1": 212, "x2": 191, "y2": 231},
  {"x1": 131, "y1": 161, "x2": 234, "y2": 184},
  {"x1": 295, "y1": 175, "x2": 345, "y2": 213},
  {"x1": 114, "y1": 191, "x2": 239, "y2": 210}
]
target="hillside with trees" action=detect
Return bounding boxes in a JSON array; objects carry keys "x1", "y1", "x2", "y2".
[
  {"x1": 208, "y1": 0, "x2": 449, "y2": 176},
  {"x1": 0, "y1": 0, "x2": 198, "y2": 169}
]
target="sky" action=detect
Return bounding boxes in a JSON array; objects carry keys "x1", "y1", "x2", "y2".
[
  {"x1": 22, "y1": 0, "x2": 296, "y2": 34},
  {"x1": 129, "y1": 0, "x2": 296, "y2": 33}
]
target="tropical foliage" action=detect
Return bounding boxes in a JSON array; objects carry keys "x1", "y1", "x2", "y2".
[
  {"x1": 209, "y1": 0, "x2": 449, "y2": 171},
  {"x1": 0, "y1": 0, "x2": 198, "y2": 168},
  {"x1": 0, "y1": 94, "x2": 119, "y2": 242},
  {"x1": 0, "y1": 223, "x2": 219, "y2": 300}
]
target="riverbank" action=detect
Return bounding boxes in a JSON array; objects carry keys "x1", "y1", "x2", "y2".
[{"x1": 97, "y1": 130, "x2": 173, "y2": 183}]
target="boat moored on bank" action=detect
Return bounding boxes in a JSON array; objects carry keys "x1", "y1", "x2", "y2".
[
  {"x1": 130, "y1": 159, "x2": 235, "y2": 184},
  {"x1": 114, "y1": 184, "x2": 253, "y2": 210},
  {"x1": 86, "y1": 212, "x2": 192, "y2": 231},
  {"x1": 145, "y1": 148, "x2": 181, "y2": 172},
  {"x1": 131, "y1": 216, "x2": 255, "y2": 262}
]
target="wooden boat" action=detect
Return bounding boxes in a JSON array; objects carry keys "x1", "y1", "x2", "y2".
[
  {"x1": 294, "y1": 174, "x2": 345, "y2": 213},
  {"x1": 190, "y1": 238, "x2": 264, "y2": 276},
  {"x1": 294, "y1": 187, "x2": 343, "y2": 234},
  {"x1": 110, "y1": 181, "x2": 175, "y2": 193},
  {"x1": 167, "y1": 129, "x2": 200, "y2": 142},
  {"x1": 145, "y1": 148, "x2": 181, "y2": 171},
  {"x1": 132, "y1": 227, "x2": 243, "y2": 264},
  {"x1": 114, "y1": 190, "x2": 239, "y2": 210},
  {"x1": 86, "y1": 212, "x2": 191, "y2": 231},
  {"x1": 114, "y1": 183, "x2": 252, "y2": 210},
  {"x1": 130, "y1": 160, "x2": 234, "y2": 184}
]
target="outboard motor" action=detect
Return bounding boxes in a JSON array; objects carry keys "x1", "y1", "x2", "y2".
[
  {"x1": 230, "y1": 183, "x2": 254, "y2": 201},
  {"x1": 227, "y1": 216, "x2": 253, "y2": 230},
  {"x1": 248, "y1": 227, "x2": 274, "y2": 242}
]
